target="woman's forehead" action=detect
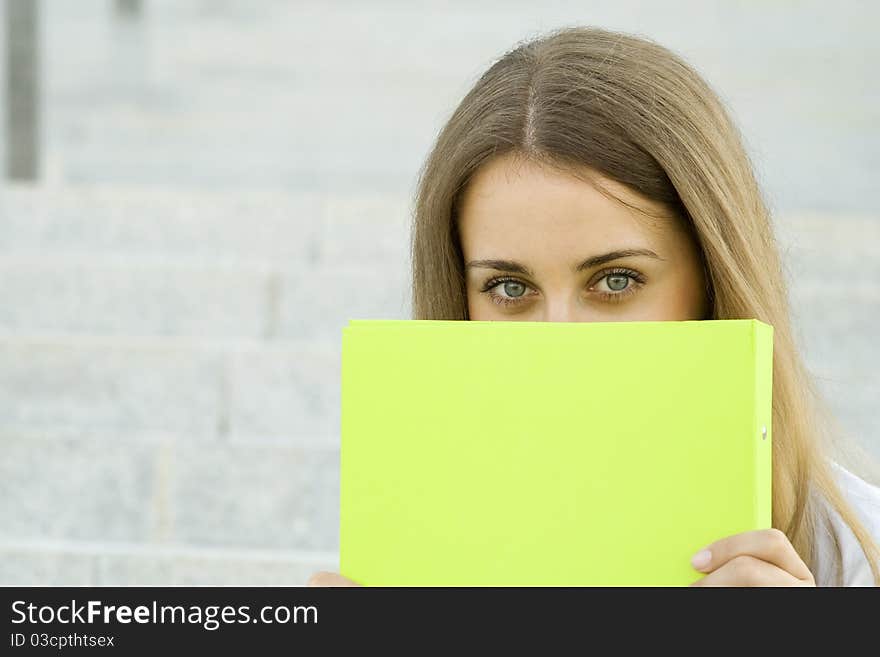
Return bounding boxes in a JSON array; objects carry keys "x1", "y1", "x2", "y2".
[{"x1": 459, "y1": 154, "x2": 673, "y2": 253}]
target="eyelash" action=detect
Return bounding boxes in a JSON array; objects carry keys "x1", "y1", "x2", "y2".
[{"x1": 480, "y1": 268, "x2": 646, "y2": 308}]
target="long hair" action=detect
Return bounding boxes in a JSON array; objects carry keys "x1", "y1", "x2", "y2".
[{"x1": 409, "y1": 25, "x2": 880, "y2": 584}]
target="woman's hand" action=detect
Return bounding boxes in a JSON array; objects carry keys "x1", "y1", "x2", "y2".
[
  {"x1": 689, "y1": 528, "x2": 815, "y2": 586},
  {"x1": 306, "y1": 571, "x2": 361, "y2": 587}
]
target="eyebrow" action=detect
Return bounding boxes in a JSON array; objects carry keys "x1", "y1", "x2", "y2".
[{"x1": 465, "y1": 249, "x2": 663, "y2": 277}]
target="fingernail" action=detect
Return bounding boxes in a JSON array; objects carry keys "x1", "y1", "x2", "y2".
[{"x1": 691, "y1": 549, "x2": 712, "y2": 570}]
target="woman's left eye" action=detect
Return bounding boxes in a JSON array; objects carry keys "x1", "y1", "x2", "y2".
[
  {"x1": 594, "y1": 273, "x2": 634, "y2": 293},
  {"x1": 589, "y1": 269, "x2": 645, "y2": 301}
]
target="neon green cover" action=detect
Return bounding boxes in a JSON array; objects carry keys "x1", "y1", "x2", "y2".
[{"x1": 339, "y1": 319, "x2": 773, "y2": 586}]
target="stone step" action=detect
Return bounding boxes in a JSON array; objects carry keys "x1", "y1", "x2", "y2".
[
  {"x1": 0, "y1": 538, "x2": 337, "y2": 586},
  {"x1": 773, "y1": 213, "x2": 880, "y2": 252},
  {"x1": 0, "y1": 435, "x2": 340, "y2": 556},
  {"x1": 0, "y1": 184, "x2": 412, "y2": 264},
  {"x1": 30, "y1": 1, "x2": 878, "y2": 210},
  {"x1": 0, "y1": 335, "x2": 343, "y2": 447},
  {"x1": 0, "y1": 257, "x2": 411, "y2": 339}
]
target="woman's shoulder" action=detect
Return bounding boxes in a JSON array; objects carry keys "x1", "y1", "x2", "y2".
[
  {"x1": 811, "y1": 462, "x2": 880, "y2": 586},
  {"x1": 831, "y1": 461, "x2": 880, "y2": 516},
  {"x1": 830, "y1": 461, "x2": 880, "y2": 542}
]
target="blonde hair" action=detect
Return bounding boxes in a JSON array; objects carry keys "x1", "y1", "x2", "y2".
[{"x1": 409, "y1": 25, "x2": 880, "y2": 584}]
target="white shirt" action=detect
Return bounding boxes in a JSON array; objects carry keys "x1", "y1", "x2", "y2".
[{"x1": 811, "y1": 463, "x2": 880, "y2": 586}]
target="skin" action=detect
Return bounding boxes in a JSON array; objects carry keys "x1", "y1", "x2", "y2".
[{"x1": 308, "y1": 152, "x2": 815, "y2": 587}]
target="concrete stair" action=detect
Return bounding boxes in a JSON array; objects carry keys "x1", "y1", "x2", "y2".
[{"x1": 0, "y1": 184, "x2": 414, "y2": 584}]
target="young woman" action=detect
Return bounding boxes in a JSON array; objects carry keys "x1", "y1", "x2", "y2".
[{"x1": 310, "y1": 26, "x2": 880, "y2": 586}]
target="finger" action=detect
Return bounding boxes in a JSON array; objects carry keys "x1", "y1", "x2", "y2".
[
  {"x1": 306, "y1": 571, "x2": 361, "y2": 587},
  {"x1": 691, "y1": 528, "x2": 813, "y2": 581},
  {"x1": 689, "y1": 555, "x2": 809, "y2": 587}
]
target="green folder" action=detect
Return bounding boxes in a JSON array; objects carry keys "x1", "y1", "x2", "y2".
[{"x1": 339, "y1": 319, "x2": 773, "y2": 586}]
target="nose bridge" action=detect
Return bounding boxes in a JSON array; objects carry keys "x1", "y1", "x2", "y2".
[{"x1": 542, "y1": 290, "x2": 580, "y2": 323}]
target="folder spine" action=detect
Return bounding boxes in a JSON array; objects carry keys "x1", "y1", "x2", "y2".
[{"x1": 753, "y1": 320, "x2": 774, "y2": 529}]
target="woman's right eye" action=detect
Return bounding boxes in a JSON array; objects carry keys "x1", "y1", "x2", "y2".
[
  {"x1": 495, "y1": 280, "x2": 527, "y2": 298},
  {"x1": 482, "y1": 278, "x2": 534, "y2": 306}
]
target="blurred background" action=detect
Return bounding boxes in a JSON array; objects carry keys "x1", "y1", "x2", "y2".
[{"x1": 0, "y1": 0, "x2": 877, "y2": 584}]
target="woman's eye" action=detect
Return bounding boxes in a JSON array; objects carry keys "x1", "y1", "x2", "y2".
[
  {"x1": 482, "y1": 278, "x2": 534, "y2": 306},
  {"x1": 598, "y1": 273, "x2": 632, "y2": 292},
  {"x1": 498, "y1": 280, "x2": 527, "y2": 298},
  {"x1": 590, "y1": 270, "x2": 645, "y2": 301}
]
